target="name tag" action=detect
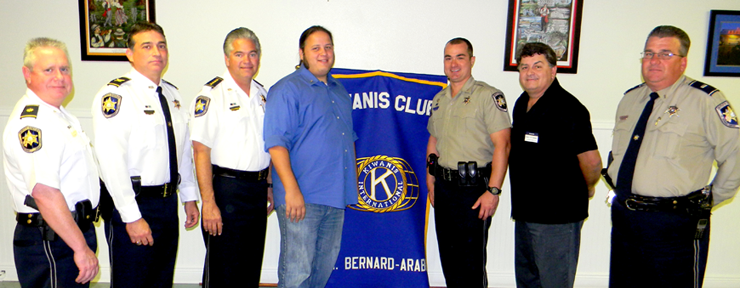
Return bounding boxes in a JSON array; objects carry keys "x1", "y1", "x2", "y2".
[{"x1": 524, "y1": 132, "x2": 539, "y2": 143}]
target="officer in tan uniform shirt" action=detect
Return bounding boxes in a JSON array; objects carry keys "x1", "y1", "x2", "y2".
[
  {"x1": 426, "y1": 37, "x2": 511, "y2": 288},
  {"x1": 606, "y1": 25, "x2": 740, "y2": 288}
]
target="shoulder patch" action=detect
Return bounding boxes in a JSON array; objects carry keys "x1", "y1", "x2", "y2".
[
  {"x1": 715, "y1": 101, "x2": 739, "y2": 128},
  {"x1": 625, "y1": 83, "x2": 644, "y2": 95},
  {"x1": 194, "y1": 96, "x2": 211, "y2": 117},
  {"x1": 205, "y1": 77, "x2": 223, "y2": 88},
  {"x1": 20, "y1": 105, "x2": 39, "y2": 119},
  {"x1": 492, "y1": 92, "x2": 508, "y2": 112},
  {"x1": 101, "y1": 93, "x2": 122, "y2": 118},
  {"x1": 18, "y1": 126, "x2": 42, "y2": 153},
  {"x1": 107, "y1": 77, "x2": 131, "y2": 87},
  {"x1": 162, "y1": 79, "x2": 178, "y2": 90},
  {"x1": 689, "y1": 80, "x2": 719, "y2": 96}
]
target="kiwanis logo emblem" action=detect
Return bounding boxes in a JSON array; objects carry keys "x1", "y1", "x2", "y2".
[{"x1": 352, "y1": 155, "x2": 420, "y2": 213}]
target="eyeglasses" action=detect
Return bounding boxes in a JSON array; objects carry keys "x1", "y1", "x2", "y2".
[{"x1": 641, "y1": 51, "x2": 683, "y2": 60}]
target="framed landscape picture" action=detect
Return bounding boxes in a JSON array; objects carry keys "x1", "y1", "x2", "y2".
[
  {"x1": 78, "y1": 0, "x2": 156, "y2": 61},
  {"x1": 503, "y1": 0, "x2": 583, "y2": 74},
  {"x1": 704, "y1": 10, "x2": 740, "y2": 77}
]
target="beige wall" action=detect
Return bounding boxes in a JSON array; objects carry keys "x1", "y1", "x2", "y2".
[{"x1": 0, "y1": 0, "x2": 739, "y2": 286}]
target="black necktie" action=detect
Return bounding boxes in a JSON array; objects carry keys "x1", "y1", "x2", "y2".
[
  {"x1": 616, "y1": 92, "x2": 659, "y2": 196},
  {"x1": 157, "y1": 86, "x2": 178, "y2": 194}
]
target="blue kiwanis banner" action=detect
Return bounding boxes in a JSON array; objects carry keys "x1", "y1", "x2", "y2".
[{"x1": 326, "y1": 68, "x2": 447, "y2": 287}]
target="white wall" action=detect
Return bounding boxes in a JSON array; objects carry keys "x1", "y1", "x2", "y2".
[{"x1": 1, "y1": 0, "x2": 739, "y2": 287}]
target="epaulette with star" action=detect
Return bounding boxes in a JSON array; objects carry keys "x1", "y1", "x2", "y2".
[
  {"x1": 20, "y1": 105, "x2": 39, "y2": 119},
  {"x1": 205, "y1": 77, "x2": 224, "y2": 88},
  {"x1": 689, "y1": 80, "x2": 719, "y2": 96},
  {"x1": 107, "y1": 77, "x2": 131, "y2": 87},
  {"x1": 624, "y1": 83, "x2": 644, "y2": 95},
  {"x1": 162, "y1": 79, "x2": 178, "y2": 90}
]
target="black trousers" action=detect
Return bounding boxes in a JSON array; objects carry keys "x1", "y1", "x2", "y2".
[
  {"x1": 105, "y1": 194, "x2": 179, "y2": 288},
  {"x1": 14, "y1": 222, "x2": 97, "y2": 288},
  {"x1": 609, "y1": 198, "x2": 710, "y2": 288},
  {"x1": 201, "y1": 175, "x2": 268, "y2": 288},
  {"x1": 434, "y1": 179, "x2": 491, "y2": 288}
]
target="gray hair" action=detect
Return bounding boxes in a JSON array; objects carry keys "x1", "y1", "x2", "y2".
[
  {"x1": 646, "y1": 25, "x2": 691, "y2": 57},
  {"x1": 23, "y1": 37, "x2": 70, "y2": 70},
  {"x1": 223, "y1": 27, "x2": 261, "y2": 56}
]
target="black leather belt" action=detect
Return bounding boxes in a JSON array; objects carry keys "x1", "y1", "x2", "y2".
[
  {"x1": 619, "y1": 189, "x2": 709, "y2": 213},
  {"x1": 138, "y1": 184, "x2": 177, "y2": 198},
  {"x1": 213, "y1": 165, "x2": 269, "y2": 181},
  {"x1": 17, "y1": 202, "x2": 98, "y2": 233}
]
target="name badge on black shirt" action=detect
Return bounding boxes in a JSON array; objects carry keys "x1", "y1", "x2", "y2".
[{"x1": 525, "y1": 132, "x2": 539, "y2": 143}]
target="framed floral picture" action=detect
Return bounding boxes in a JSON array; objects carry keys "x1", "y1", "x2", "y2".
[{"x1": 78, "y1": 0, "x2": 156, "y2": 61}]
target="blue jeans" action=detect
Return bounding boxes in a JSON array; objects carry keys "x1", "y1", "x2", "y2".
[
  {"x1": 276, "y1": 203, "x2": 344, "y2": 288},
  {"x1": 515, "y1": 220, "x2": 583, "y2": 288}
]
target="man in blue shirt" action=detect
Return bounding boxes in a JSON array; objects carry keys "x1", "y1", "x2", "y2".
[{"x1": 263, "y1": 25, "x2": 358, "y2": 288}]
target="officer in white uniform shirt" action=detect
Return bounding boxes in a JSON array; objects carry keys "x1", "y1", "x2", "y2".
[
  {"x1": 189, "y1": 27, "x2": 273, "y2": 288},
  {"x1": 90, "y1": 22, "x2": 199, "y2": 288},
  {"x1": 4, "y1": 38, "x2": 100, "y2": 287}
]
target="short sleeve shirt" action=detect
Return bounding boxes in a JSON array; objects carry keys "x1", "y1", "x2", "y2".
[
  {"x1": 189, "y1": 71, "x2": 270, "y2": 171},
  {"x1": 427, "y1": 77, "x2": 512, "y2": 168},
  {"x1": 4, "y1": 90, "x2": 100, "y2": 213},
  {"x1": 509, "y1": 78, "x2": 597, "y2": 223}
]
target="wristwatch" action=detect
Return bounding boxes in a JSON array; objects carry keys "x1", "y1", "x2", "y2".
[{"x1": 487, "y1": 186, "x2": 502, "y2": 196}]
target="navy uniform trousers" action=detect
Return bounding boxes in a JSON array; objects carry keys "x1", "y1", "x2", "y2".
[
  {"x1": 14, "y1": 222, "x2": 97, "y2": 288},
  {"x1": 201, "y1": 175, "x2": 268, "y2": 288},
  {"x1": 104, "y1": 193, "x2": 179, "y2": 288},
  {"x1": 610, "y1": 198, "x2": 710, "y2": 288},
  {"x1": 434, "y1": 179, "x2": 491, "y2": 288}
]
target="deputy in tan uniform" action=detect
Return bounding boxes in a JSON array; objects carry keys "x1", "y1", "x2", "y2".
[
  {"x1": 426, "y1": 37, "x2": 511, "y2": 288},
  {"x1": 606, "y1": 25, "x2": 740, "y2": 288}
]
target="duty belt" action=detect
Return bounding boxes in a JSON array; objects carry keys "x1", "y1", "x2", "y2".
[
  {"x1": 427, "y1": 154, "x2": 491, "y2": 186},
  {"x1": 618, "y1": 188, "x2": 711, "y2": 214},
  {"x1": 17, "y1": 196, "x2": 98, "y2": 240},
  {"x1": 213, "y1": 165, "x2": 269, "y2": 181},
  {"x1": 617, "y1": 186, "x2": 713, "y2": 239}
]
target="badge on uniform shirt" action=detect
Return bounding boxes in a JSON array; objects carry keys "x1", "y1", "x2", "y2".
[
  {"x1": 716, "y1": 101, "x2": 739, "y2": 128},
  {"x1": 173, "y1": 100, "x2": 181, "y2": 110},
  {"x1": 260, "y1": 94, "x2": 267, "y2": 112},
  {"x1": 656, "y1": 105, "x2": 680, "y2": 126},
  {"x1": 229, "y1": 102, "x2": 240, "y2": 111},
  {"x1": 492, "y1": 92, "x2": 508, "y2": 112},
  {"x1": 18, "y1": 126, "x2": 42, "y2": 153},
  {"x1": 524, "y1": 132, "x2": 539, "y2": 143},
  {"x1": 101, "y1": 93, "x2": 122, "y2": 118},
  {"x1": 463, "y1": 97, "x2": 471, "y2": 104},
  {"x1": 194, "y1": 96, "x2": 211, "y2": 117}
]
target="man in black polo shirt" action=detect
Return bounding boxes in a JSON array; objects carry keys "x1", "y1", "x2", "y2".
[{"x1": 509, "y1": 42, "x2": 602, "y2": 288}]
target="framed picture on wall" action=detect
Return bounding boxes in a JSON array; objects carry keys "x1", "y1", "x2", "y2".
[
  {"x1": 503, "y1": 0, "x2": 583, "y2": 74},
  {"x1": 78, "y1": 0, "x2": 156, "y2": 61},
  {"x1": 704, "y1": 10, "x2": 740, "y2": 77}
]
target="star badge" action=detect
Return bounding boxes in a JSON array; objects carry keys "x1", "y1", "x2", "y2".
[{"x1": 18, "y1": 126, "x2": 42, "y2": 153}]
